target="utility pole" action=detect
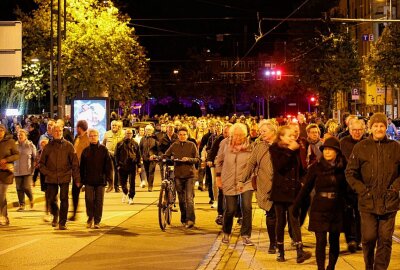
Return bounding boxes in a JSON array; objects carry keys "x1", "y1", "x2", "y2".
[{"x1": 50, "y1": 0, "x2": 66, "y2": 119}]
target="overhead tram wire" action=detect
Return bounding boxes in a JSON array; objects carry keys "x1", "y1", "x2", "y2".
[{"x1": 228, "y1": 0, "x2": 312, "y2": 71}]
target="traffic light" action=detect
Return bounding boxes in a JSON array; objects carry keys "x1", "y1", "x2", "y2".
[
  {"x1": 263, "y1": 68, "x2": 282, "y2": 80},
  {"x1": 276, "y1": 70, "x2": 282, "y2": 80}
]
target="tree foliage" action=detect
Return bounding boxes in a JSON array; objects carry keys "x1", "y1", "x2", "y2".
[
  {"x1": 364, "y1": 23, "x2": 400, "y2": 87},
  {"x1": 15, "y1": 0, "x2": 149, "y2": 105},
  {"x1": 290, "y1": 23, "x2": 361, "y2": 116}
]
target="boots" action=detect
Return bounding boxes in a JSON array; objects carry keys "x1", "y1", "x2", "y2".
[
  {"x1": 276, "y1": 243, "x2": 285, "y2": 262},
  {"x1": 296, "y1": 243, "x2": 312, "y2": 263}
]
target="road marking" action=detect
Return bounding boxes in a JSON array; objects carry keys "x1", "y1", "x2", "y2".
[
  {"x1": 101, "y1": 211, "x2": 137, "y2": 221},
  {"x1": 393, "y1": 234, "x2": 400, "y2": 244},
  {"x1": 0, "y1": 239, "x2": 39, "y2": 255}
]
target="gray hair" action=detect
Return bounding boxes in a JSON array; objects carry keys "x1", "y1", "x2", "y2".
[{"x1": 229, "y1": 123, "x2": 248, "y2": 137}]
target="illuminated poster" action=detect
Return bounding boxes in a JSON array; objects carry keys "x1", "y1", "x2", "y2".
[{"x1": 72, "y1": 98, "x2": 109, "y2": 142}]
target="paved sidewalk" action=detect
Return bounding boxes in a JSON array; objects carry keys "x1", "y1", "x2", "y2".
[{"x1": 4, "y1": 181, "x2": 400, "y2": 270}]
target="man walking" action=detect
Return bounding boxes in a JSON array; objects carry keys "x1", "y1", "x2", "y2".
[
  {"x1": 69, "y1": 120, "x2": 90, "y2": 221},
  {"x1": 115, "y1": 128, "x2": 142, "y2": 205},
  {"x1": 346, "y1": 112, "x2": 400, "y2": 270},
  {"x1": 39, "y1": 124, "x2": 81, "y2": 230},
  {"x1": 164, "y1": 126, "x2": 199, "y2": 228},
  {"x1": 80, "y1": 129, "x2": 113, "y2": 229}
]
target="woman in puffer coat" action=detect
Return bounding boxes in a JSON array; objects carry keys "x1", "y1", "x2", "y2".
[
  {"x1": 293, "y1": 137, "x2": 347, "y2": 270},
  {"x1": 215, "y1": 123, "x2": 254, "y2": 246}
]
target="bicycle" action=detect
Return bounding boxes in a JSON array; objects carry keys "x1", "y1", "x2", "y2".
[{"x1": 157, "y1": 158, "x2": 177, "y2": 231}]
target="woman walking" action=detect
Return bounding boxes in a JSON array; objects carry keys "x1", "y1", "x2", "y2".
[
  {"x1": 0, "y1": 124, "x2": 19, "y2": 226},
  {"x1": 241, "y1": 119, "x2": 277, "y2": 253},
  {"x1": 269, "y1": 126, "x2": 311, "y2": 263},
  {"x1": 14, "y1": 129, "x2": 37, "y2": 211},
  {"x1": 294, "y1": 137, "x2": 347, "y2": 270},
  {"x1": 215, "y1": 123, "x2": 254, "y2": 245}
]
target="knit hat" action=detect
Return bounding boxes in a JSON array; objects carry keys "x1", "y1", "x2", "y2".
[
  {"x1": 369, "y1": 113, "x2": 387, "y2": 128},
  {"x1": 320, "y1": 137, "x2": 341, "y2": 153}
]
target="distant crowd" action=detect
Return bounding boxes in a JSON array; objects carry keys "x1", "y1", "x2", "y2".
[{"x1": 1, "y1": 111, "x2": 399, "y2": 270}]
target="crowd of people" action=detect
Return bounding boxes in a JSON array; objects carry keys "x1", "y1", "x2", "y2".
[{"x1": 1, "y1": 111, "x2": 400, "y2": 269}]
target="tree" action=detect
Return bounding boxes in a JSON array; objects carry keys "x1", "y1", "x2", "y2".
[
  {"x1": 290, "y1": 23, "x2": 361, "y2": 116},
  {"x1": 364, "y1": 23, "x2": 400, "y2": 89},
  {"x1": 11, "y1": 0, "x2": 149, "y2": 112}
]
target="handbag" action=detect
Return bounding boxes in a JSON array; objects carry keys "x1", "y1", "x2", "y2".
[{"x1": 251, "y1": 150, "x2": 268, "y2": 191}]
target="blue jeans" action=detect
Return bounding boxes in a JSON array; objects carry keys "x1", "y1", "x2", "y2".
[
  {"x1": 0, "y1": 183, "x2": 9, "y2": 219},
  {"x1": 47, "y1": 183, "x2": 70, "y2": 226},
  {"x1": 85, "y1": 185, "x2": 105, "y2": 224},
  {"x1": 175, "y1": 177, "x2": 195, "y2": 223},
  {"x1": 223, "y1": 190, "x2": 253, "y2": 237},
  {"x1": 15, "y1": 175, "x2": 33, "y2": 206},
  {"x1": 360, "y1": 211, "x2": 397, "y2": 270}
]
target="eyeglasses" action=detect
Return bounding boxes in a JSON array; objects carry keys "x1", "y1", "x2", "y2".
[{"x1": 351, "y1": 129, "x2": 364, "y2": 133}]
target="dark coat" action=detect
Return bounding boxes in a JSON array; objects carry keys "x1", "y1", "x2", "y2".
[
  {"x1": 159, "y1": 133, "x2": 178, "y2": 154},
  {"x1": 270, "y1": 143, "x2": 305, "y2": 203},
  {"x1": 139, "y1": 135, "x2": 160, "y2": 161},
  {"x1": 115, "y1": 138, "x2": 142, "y2": 171},
  {"x1": 0, "y1": 135, "x2": 19, "y2": 184},
  {"x1": 294, "y1": 156, "x2": 347, "y2": 233},
  {"x1": 346, "y1": 136, "x2": 400, "y2": 215},
  {"x1": 80, "y1": 143, "x2": 113, "y2": 187},
  {"x1": 39, "y1": 138, "x2": 80, "y2": 184}
]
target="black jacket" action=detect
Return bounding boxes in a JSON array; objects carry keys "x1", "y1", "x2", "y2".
[
  {"x1": 80, "y1": 143, "x2": 113, "y2": 186},
  {"x1": 270, "y1": 143, "x2": 305, "y2": 203},
  {"x1": 115, "y1": 138, "x2": 142, "y2": 171},
  {"x1": 159, "y1": 133, "x2": 178, "y2": 154},
  {"x1": 294, "y1": 156, "x2": 347, "y2": 233},
  {"x1": 139, "y1": 135, "x2": 160, "y2": 161},
  {"x1": 346, "y1": 136, "x2": 400, "y2": 215}
]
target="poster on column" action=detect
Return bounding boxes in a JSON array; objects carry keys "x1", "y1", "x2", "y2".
[{"x1": 71, "y1": 98, "x2": 110, "y2": 142}]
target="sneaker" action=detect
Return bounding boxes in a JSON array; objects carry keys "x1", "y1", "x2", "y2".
[
  {"x1": 185, "y1": 220, "x2": 195, "y2": 229},
  {"x1": 222, "y1": 233, "x2": 230, "y2": 244},
  {"x1": 17, "y1": 205, "x2": 25, "y2": 212},
  {"x1": 215, "y1": 215, "x2": 223, "y2": 225},
  {"x1": 0, "y1": 216, "x2": 10, "y2": 226},
  {"x1": 94, "y1": 223, "x2": 100, "y2": 229},
  {"x1": 43, "y1": 214, "x2": 52, "y2": 222},
  {"x1": 128, "y1": 198, "x2": 134, "y2": 205},
  {"x1": 242, "y1": 236, "x2": 254, "y2": 246},
  {"x1": 122, "y1": 194, "x2": 127, "y2": 203},
  {"x1": 211, "y1": 202, "x2": 217, "y2": 209},
  {"x1": 86, "y1": 218, "x2": 93, "y2": 228},
  {"x1": 140, "y1": 181, "x2": 146, "y2": 188}
]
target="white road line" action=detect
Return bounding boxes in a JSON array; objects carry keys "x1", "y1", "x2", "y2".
[
  {"x1": 0, "y1": 239, "x2": 39, "y2": 255},
  {"x1": 393, "y1": 234, "x2": 400, "y2": 244},
  {"x1": 101, "y1": 211, "x2": 136, "y2": 221}
]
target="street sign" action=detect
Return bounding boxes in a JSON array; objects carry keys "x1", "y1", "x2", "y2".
[
  {"x1": 362, "y1": 34, "x2": 374, "y2": 42},
  {"x1": 0, "y1": 21, "x2": 22, "y2": 77},
  {"x1": 352, "y1": 88, "x2": 360, "y2": 100}
]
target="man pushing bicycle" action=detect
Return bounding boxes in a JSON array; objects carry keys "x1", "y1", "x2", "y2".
[{"x1": 163, "y1": 126, "x2": 199, "y2": 229}]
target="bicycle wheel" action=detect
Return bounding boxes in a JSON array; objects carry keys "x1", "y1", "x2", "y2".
[
  {"x1": 158, "y1": 186, "x2": 167, "y2": 231},
  {"x1": 166, "y1": 202, "x2": 172, "y2": 225}
]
